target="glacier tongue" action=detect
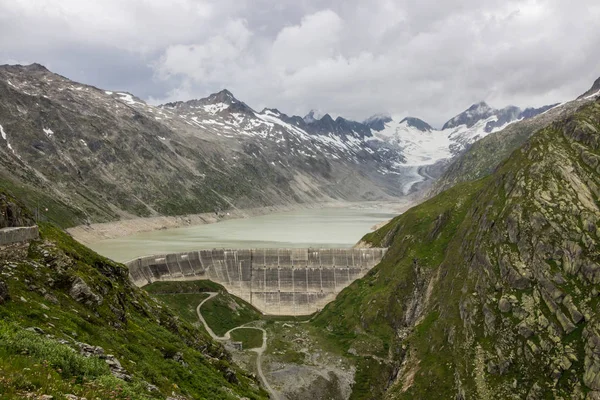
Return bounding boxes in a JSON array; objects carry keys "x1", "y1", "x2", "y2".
[{"x1": 371, "y1": 117, "x2": 515, "y2": 168}]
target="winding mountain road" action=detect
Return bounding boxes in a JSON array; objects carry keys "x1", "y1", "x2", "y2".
[{"x1": 196, "y1": 293, "x2": 279, "y2": 400}]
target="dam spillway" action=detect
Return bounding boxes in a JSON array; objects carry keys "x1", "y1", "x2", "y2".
[{"x1": 126, "y1": 248, "x2": 387, "y2": 315}]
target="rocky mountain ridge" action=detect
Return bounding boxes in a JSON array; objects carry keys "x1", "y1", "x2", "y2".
[
  {"x1": 314, "y1": 96, "x2": 600, "y2": 399},
  {"x1": 0, "y1": 63, "x2": 591, "y2": 229},
  {"x1": 433, "y1": 77, "x2": 600, "y2": 194},
  {"x1": 0, "y1": 64, "x2": 410, "y2": 227}
]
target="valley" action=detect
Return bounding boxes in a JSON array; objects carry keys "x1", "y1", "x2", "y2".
[{"x1": 0, "y1": 59, "x2": 599, "y2": 400}]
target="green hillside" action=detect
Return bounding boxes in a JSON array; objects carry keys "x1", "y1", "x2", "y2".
[
  {"x1": 314, "y1": 98, "x2": 600, "y2": 399},
  {"x1": 0, "y1": 222, "x2": 267, "y2": 399}
]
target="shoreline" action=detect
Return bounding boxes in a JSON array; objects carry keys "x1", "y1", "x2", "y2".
[{"x1": 68, "y1": 199, "x2": 415, "y2": 245}]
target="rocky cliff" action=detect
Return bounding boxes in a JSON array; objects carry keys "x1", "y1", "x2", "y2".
[
  {"x1": 313, "y1": 98, "x2": 600, "y2": 399},
  {"x1": 0, "y1": 192, "x2": 33, "y2": 228}
]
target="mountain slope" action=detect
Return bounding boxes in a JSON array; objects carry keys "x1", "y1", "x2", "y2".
[
  {"x1": 0, "y1": 64, "x2": 406, "y2": 228},
  {"x1": 433, "y1": 80, "x2": 600, "y2": 194},
  {"x1": 0, "y1": 198, "x2": 266, "y2": 398},
  {"x1": 313, "y1": 98, "x2": 600, "y2": 399}
]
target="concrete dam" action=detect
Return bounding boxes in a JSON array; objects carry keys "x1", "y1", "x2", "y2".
[{"x1": 126, "y1": 248, "x2": 387, "y2": 315}]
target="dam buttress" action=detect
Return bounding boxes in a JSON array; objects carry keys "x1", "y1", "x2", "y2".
[{"x1": 126, "y1": 248, "x2": 386, "y2": 315}]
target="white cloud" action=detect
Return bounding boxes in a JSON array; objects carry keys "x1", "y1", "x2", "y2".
[
  {"x1": 2, "y1": 0, "x2": 600, "y2": 126},
  {"x1": 156, "y1": 19, "x2": 252, "y2": 82},
  {"x1": 270, "y1": 10, "x2": 343, "y2": 73}
]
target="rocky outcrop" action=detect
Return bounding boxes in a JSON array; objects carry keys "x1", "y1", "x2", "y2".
[
  {"x1": 0, "y1": 193, "x2": 33, "y2": 228},
  {"x1": 315, "y1": 100, "x2": 600, "y2": 399},
  {"x1": 69, "y1": 277, "x2": 103, "y2": 306},
  {"x1": 78, "y1": 342, "x2": 132, "y2": 381},
  {"x1": 0, "y1": 280, "x2": 9, "y2": 304}
]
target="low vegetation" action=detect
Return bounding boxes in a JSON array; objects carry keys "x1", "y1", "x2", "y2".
[
  {"x1": 230, "y1": 329, "x2": 264, "y2": 350},
  {"x1": 0, "y1": 220, "x2": 267, "y2": 399},
  {"x1": 313, "y1": 99, "x2": 600, "y2": 398}
]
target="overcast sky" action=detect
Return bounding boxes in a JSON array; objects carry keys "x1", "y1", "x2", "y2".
[{"x1": 1, "y1": 0, "x2": 599, "y2": 127}]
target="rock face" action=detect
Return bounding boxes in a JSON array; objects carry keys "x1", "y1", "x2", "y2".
[
  {"x1": 0, "y1": 193, "x2": 33, "y2": 228},
  {"x1": 69, "y1": 277, "x2": 103, "y2": 306},
  {"x1": 314, "y1": 99, "x2": 600, "y2": 399}
]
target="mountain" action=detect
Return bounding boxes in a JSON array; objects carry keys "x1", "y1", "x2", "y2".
[
  {"x1": 0, "y1": 191, "x2": 267, "y2": 398},
  {"x1": 442, "y1": 102, "x2": 558, "y2": 133},
  {"x1": 0, "y1": 63, "x2": 588, "y2": 229},
  {"x1": 433, "y1": 77, "x2": 600, "y2": 194},
  {"x1": 303, "y1": 109, "x2": 325, "y2": 124},
  {"x1": 364, "y1": 114, "x2": 393, "y2": 131},
  {"x1": 578, "y1": 77, "x2": 600, "y2": 99},
  {"x1": 442, "y1": 101, "x2": 496, "y2": 130},
  {"x1": 0, "y1": 64, "x2": 413, "y2": 227},
  {"x1": 399, "y1": 117, "x2": 433, "y2": 132},
  {"x1": 314, "y1": 96, "x2": 600, "y2": 399}
]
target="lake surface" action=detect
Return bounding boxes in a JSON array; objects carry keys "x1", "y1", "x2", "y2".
[{"x1": 89, "y1": 203, "x2": 402, "y2": 262}]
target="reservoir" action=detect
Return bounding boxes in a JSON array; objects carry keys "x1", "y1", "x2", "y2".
[{"x1": 89, "y1": 203, "x2": 402, "y2": 262}]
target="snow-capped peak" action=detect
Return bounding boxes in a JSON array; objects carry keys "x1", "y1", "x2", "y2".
[
  {"x1": 303, "y1": 109, "x2": 325, "y2": 124},
  {"x1": 363, "y1": 113, "x2": 393, "y2": 131},
  {"x1": 399, "y1": 117, "x2": 434, "y2": 132},
  {"x1": 442, "y1": 101, "x2": 495, "y2": 130}
]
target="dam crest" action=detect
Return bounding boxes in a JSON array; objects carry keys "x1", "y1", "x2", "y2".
[{"x1": 126, "y1": 248, "x2": 386, "y2": 315}]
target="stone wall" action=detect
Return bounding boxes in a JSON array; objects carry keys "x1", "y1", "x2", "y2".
[
  {"x1": 126, "y1": 248, "x2": 386, "y2": 315},
  {"x1": 0, "y1": 226, "x2": 39, "y2": 247}
]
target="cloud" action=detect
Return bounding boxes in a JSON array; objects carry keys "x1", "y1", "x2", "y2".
[
  {"x1": 270, "y1": 10, "x2": 343, "y2": 73},
  {"x1": 2, "y1": 0, "x2": 600, "y2": 126}
]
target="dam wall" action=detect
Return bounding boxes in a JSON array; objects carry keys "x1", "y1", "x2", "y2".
[
  {"x1": 126, "y1": 248, "x2": 386, "y2": 315},
  {"x1": 0, "y1": 226, "x2": 39, "y2": 247}
]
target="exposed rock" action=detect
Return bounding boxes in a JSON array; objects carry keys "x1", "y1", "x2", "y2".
[
  {"x1": 498, "y1": 297, "x2": 511, "y2": 313},
  {"x1": 0, "y1": 193, "x2": 34, "y2": 228},
  {"x1": 224, "y1": 368, "x2": 239, "y2": 384},
  {"x1": 0, "y1": 280, "x2": 9, "y2": 304},
  {"x1": 25, "y1": 327, "x2": 45, "y2": 335},
  {"x1": 584, "y1": 323, "x2": 600, "y2": 391},
  {"x1": 69, "y1": 277, "x2": 103, "y2": 306}
]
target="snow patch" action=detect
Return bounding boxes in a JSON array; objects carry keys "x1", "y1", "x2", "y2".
[
  {"x1": 203, "y1": 103, "x2": 230, "y2": 114},
  {"x1": 43, "y1": 128, "x2": 54, "y2": 138},
  {"x1": 117, "y1": 92, "x2": 139, "y2": 105},
  {"x1": 105, "y1": 91, "x2": 113, "y2": 95},
  {"x1": 374, "y1": 121, "x2": 452, "y2": 166},
  {"x1": 585, "y1": 89, "x2": 600, "y2": 100},
  {"x1": 0, "y1": 124, "x2": 21, "y2": 159}
]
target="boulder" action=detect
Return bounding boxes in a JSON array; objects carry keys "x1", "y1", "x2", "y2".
[
  {"x1": 498, "y1": 297, "x2": 512, "y2": 313},
  {"x1": 69, "y1": 277, "x2": 103, "y2": 306},
  {"x1": 0, "y1": 280, "x2": 9, "y2": 304}
]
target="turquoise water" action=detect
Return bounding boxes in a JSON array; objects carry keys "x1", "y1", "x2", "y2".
[{"x1": 89, "y1": 204, "x2": 400, "y2": 262}]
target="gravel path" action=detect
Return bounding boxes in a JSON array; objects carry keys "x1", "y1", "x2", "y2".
[{"x1": 196, "y1": 293, "x2": 279, "y2": 400}]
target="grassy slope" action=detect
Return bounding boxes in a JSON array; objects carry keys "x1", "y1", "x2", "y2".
[
  {"x1": 0, "y1": 174, "x2": 87, "y2": 228},
  {"x1": 312, "y1": 179, "x2": 488, "y2": 399},
  {"x1": 313, "y1": 100, "x2": 600, "y2": 399},
  {"x1": 230, "y1": 329, "x2": 264, "y2": 350},
  {"x1": 0, "y1": 224, "x2": 267, "y2": 399},
  {"x1": 144, "y1": 280, "x2": 263, "y2": 337}
]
